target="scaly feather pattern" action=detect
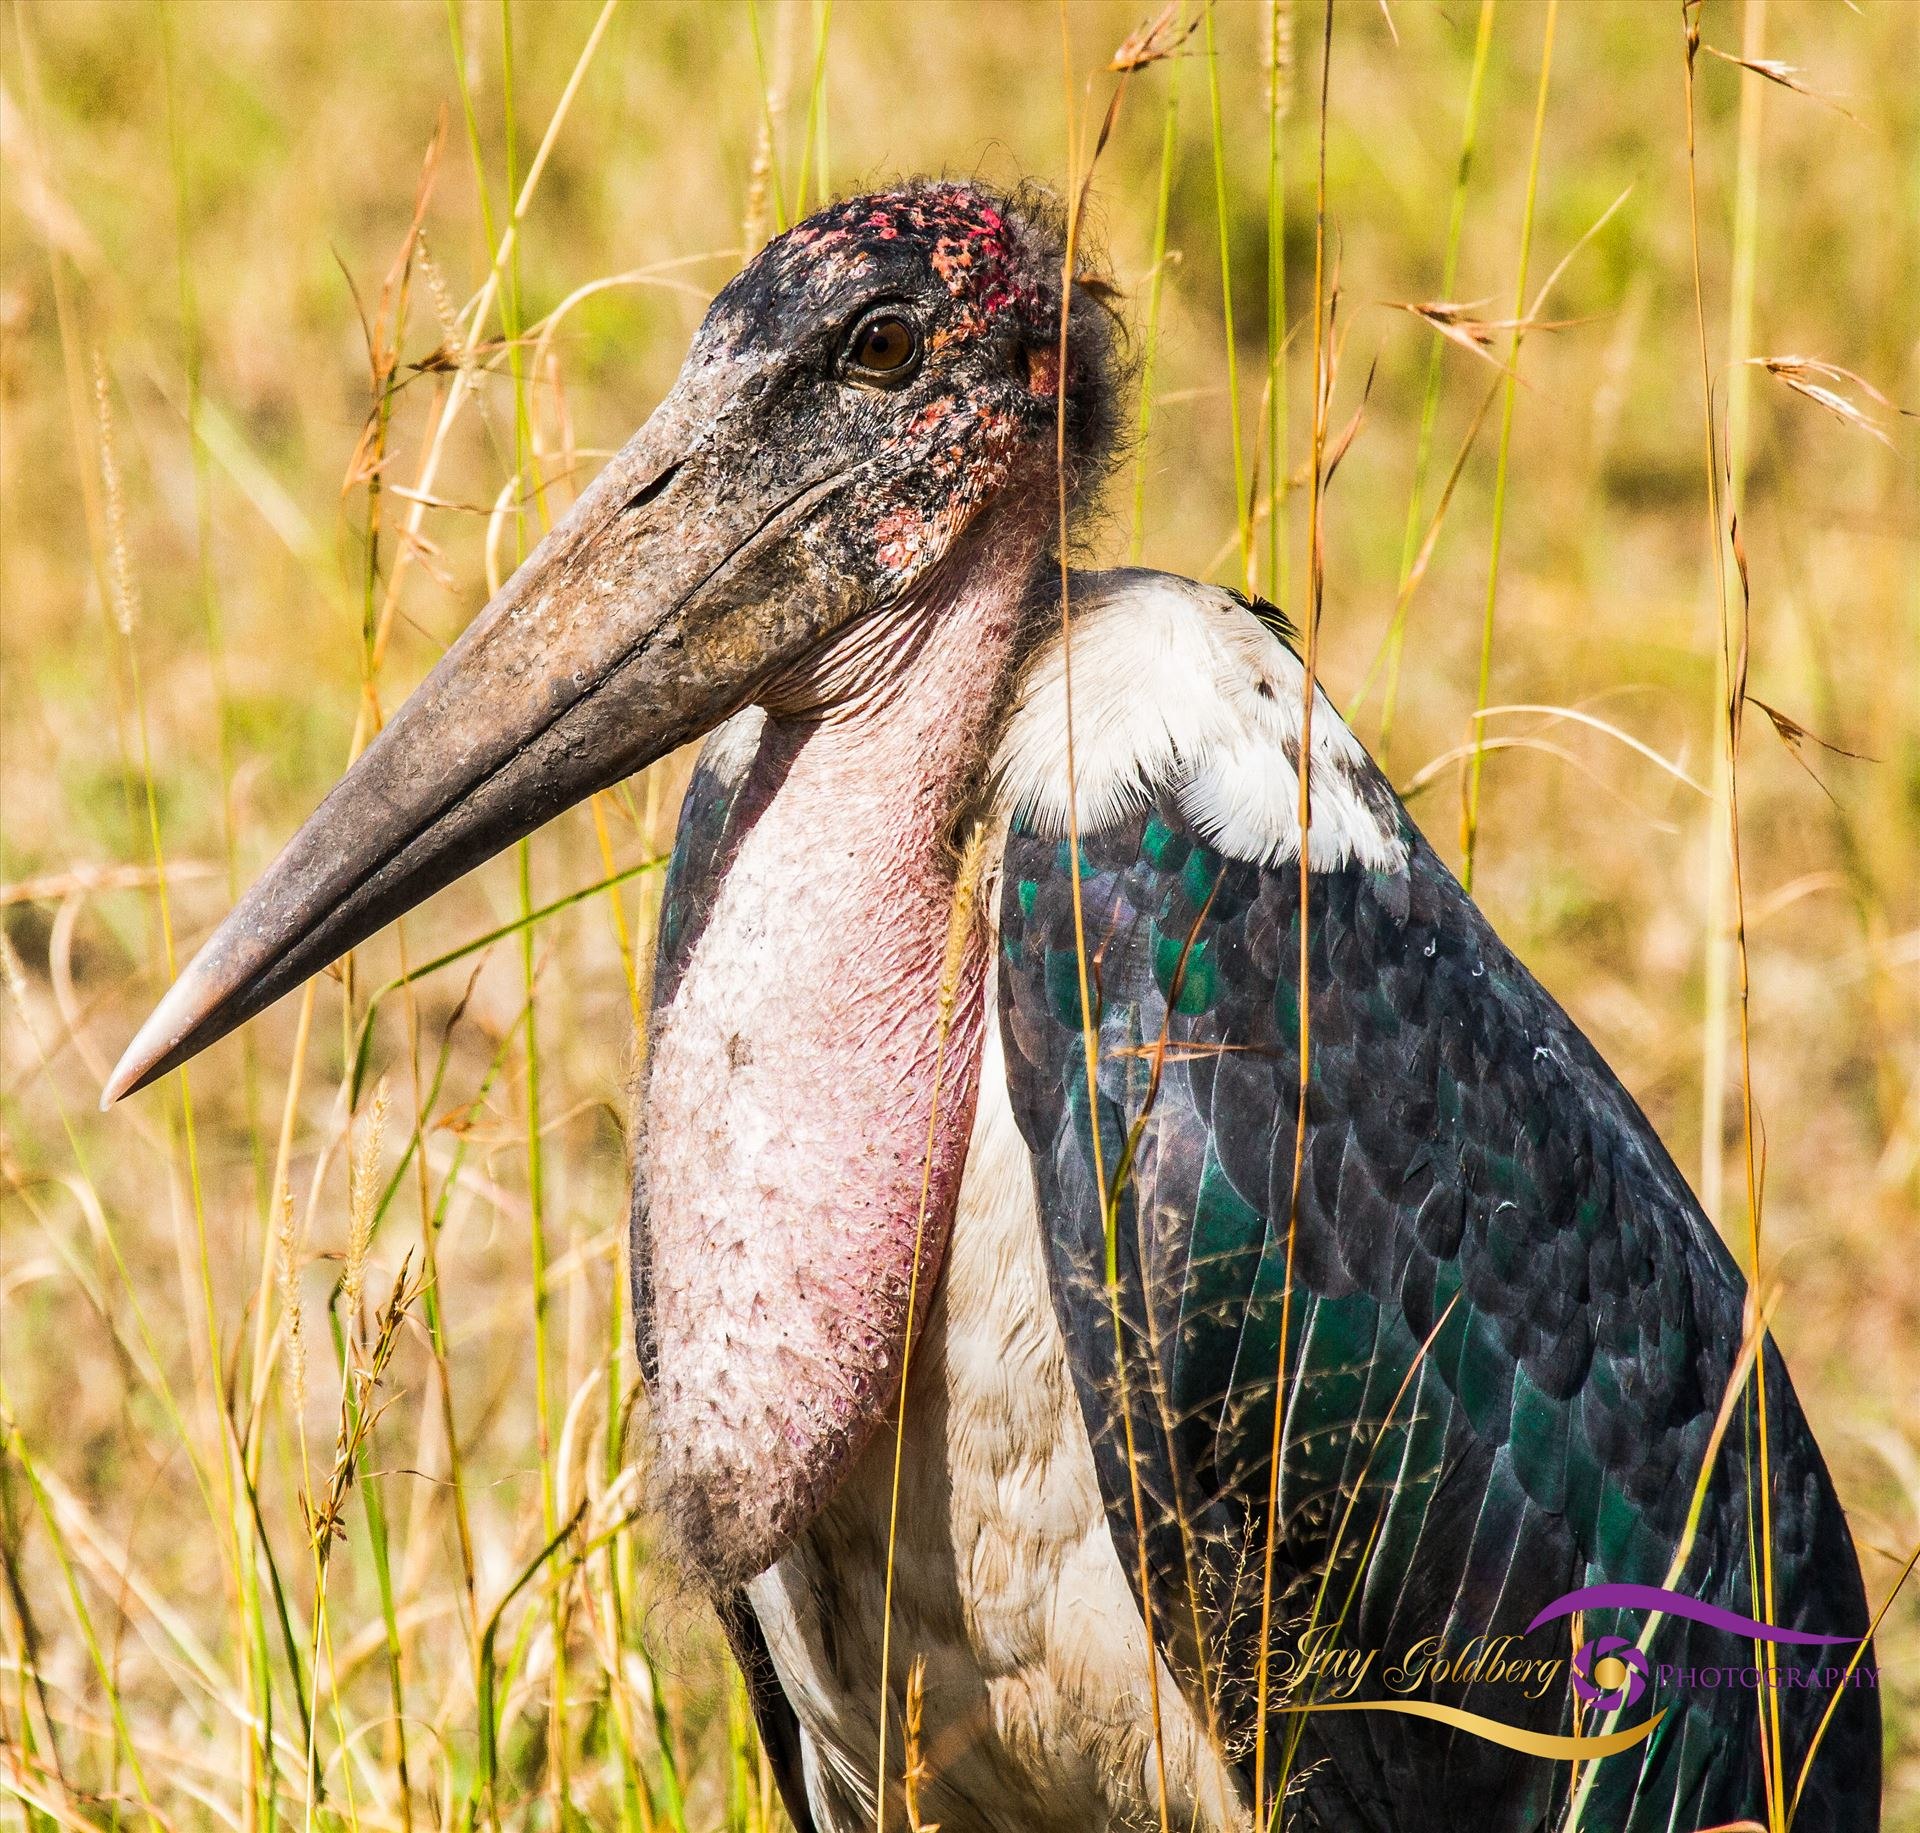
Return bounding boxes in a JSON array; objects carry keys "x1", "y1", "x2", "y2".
[{"x1": 995, "y1": 578, "x2": 1878, "y2": 1832}]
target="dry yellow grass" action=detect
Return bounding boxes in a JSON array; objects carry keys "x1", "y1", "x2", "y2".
[{"x1": 1, "y1": 3, "x2": 1914, "y2": 1828}]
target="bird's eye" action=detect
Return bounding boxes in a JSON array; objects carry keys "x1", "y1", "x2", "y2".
[{"x1": 843, "y1": 311, "x2": 921, "y2": 385}]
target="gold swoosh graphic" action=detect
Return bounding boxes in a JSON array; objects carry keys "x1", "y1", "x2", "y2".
[{"x1": 1278, "y1": 1699, "x2": 1664, "y2": 1760}]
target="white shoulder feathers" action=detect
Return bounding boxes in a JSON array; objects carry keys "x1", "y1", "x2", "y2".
[{"x1": 993, "y1": 568, "x2": 1409, "y2": 873}]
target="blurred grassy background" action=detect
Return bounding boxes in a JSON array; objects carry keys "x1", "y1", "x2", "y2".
[{"x1": 1, "y1": 1, "x2": 1915, "y2": 1828}]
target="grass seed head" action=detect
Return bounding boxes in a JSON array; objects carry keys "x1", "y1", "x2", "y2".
[
  {"x1": 344, "y1": 1077, "x2": 390, "y2": 1323},
  {"x1": 277, "y1": 1181, "x2": 307, "y2": 1417},
  {"x1": 90, "y1": 351, "x2": 139, "y2": 638}
]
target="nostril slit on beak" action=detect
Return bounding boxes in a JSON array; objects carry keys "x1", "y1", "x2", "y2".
[{"x1": 625, "y1": 461, "x2": 681, "y2": 514}]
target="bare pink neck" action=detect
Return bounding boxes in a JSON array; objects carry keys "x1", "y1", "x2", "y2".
[{"x1": 640, "y1": 526, "x2": 1040, "y2": 1583}]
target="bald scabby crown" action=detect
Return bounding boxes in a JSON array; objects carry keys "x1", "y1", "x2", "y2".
[{"x1": 750, "y1": 180, "x2": 1125, "y2": 506}]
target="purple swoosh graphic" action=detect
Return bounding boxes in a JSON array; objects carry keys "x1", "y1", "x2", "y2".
[{"x1": 1527, "y1": 1583, "x2": 1855, "y2": 1647}]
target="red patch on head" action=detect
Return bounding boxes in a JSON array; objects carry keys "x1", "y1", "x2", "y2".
[
  {"x1": 850, "y1": 185, "x2": 1039, "y2": 330},
  {"x1": 872, "y1": 503, "x2": 933, "y2": 573},
  {"x1": 765, "y1": 186, "x2": 1065, "y2": 389}
]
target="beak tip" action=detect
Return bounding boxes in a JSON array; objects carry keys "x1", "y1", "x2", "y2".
[
  {"x1": 101, "y1": 1033, "x2": 165, "y2": 1108},
  {"x1": 100, "y1": 1055, "x2": 144, "y2": 1108},
  {"x1": 102, "y1": 964, "x2": 215, "y2": 1109}
]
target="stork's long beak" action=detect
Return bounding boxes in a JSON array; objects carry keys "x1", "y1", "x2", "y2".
[{"x1": 103, "y1": 384, "x2": 855, "y2": 1105}]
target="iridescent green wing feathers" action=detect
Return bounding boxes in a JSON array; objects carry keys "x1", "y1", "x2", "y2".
[{"x1": 997, "y1": 783, "x2": 1877, "y2": 1833}]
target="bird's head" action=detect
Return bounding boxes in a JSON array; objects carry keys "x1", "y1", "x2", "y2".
[{"x1": 105, "y1": 180, "x2": 1119, "y2": 1101}]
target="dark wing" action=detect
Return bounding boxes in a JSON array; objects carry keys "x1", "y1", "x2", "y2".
[
  {"x1": 632, "y1": 713, "x2": 820, "y2": 1833},
  {"x1": 998, "y1": 783, "x2": 1879, "y2": 1832}
]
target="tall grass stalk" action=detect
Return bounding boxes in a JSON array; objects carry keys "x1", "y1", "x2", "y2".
[
  {"x1": 1459, "y1": 0, "x2": 1557, "y2": 892},
  {"x1": 1128, "y1": 7, "x2": 1183, "y2": 562},
  {"x1": 1376, "y1": 0, "x2": 1494, "y2": 761},
  {"x1": 791, "y1": 1, "x2": 835, "y2": 222},
  {"x1": 1202, "y1": 0, "x2": 1252, "y2": 590},
  {"x1": 1679, "y1": 4, "x2": 1782, "y2": 1821},
  {"x1": 1264, "y1": 0, "x2": 1292, "y2": 608},
  {"x1": 745, "y1": 0, "x2": 795, "y2": 243},
  {"x1": 491, "y1": 4, "x2": 569, "y2": 1820},
  {"x1": 1257, "y1": 3, "x2": 1333, "y2": 1822},
  {"x1": 1051, "y1": 12, "x2": 1174, "y2": 1829},
  {"x1": 336, "y1": 107, "x2": 443, "y2": 1833},
  {"x1": 1699, "y1": 0, "x2": 1768, "y2": 1234},
  {"x1": 1721, "y1": 16, "x2": 1783, "y2": 1807},
  {"x1": 160, "y1": 5, "x2": 269, "y2": 1283}
]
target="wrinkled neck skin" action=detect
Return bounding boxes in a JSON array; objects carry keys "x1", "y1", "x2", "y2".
[{"x1": 641, "y1": 515, "x2": 1046, "y2": 1587}]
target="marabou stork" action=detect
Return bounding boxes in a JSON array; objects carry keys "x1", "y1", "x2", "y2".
[{"x1": 107, "y1": 183, "x2": 1879, "y2": 1833}]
